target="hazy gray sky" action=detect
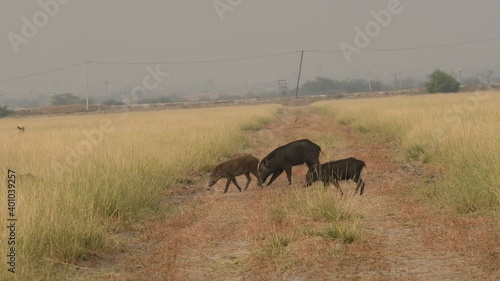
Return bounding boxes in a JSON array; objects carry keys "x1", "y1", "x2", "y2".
[{"x1": 1, "y1": 0, "x2": 499, "y2": 100}]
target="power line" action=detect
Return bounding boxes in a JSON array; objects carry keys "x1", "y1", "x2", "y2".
[
  {"x1": 0, "y1": 62, "x2": 85, "y2": 83},
  {"x1": 306, "y1": 36, "x2": 500, "y2": 53},
  {"x1": 1, "y1": 36, "x2": 499, "y2": 83},
  {"x1": 91, "y1": 51, "x2": 298, "y2": 65},
  {"x1": 0, "y1": 52, "x2": 297, "y2": 82}
]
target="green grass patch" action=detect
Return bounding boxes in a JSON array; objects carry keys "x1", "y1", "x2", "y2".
[
  {"x1": 269, "y1": 205, "x2": 287, "y2": 224},
  {"x1": 323, "y1": 223, "x2": 361, "y2": 243},
  {"x1": 260, "y1": 232, "x2": 292, "y2": 258},
  {"x1": 290, "y1": 185, "x2": 356, "y2": 222},
  {"x1": 241, "y1": 116, "x2": 273, "y2": 131},
  {"x1": 299, "y1": 222, "x2": 361, "y2": 244},
  {"x1": 406, "y1": 144, "x2": 427, "y2": 162}
]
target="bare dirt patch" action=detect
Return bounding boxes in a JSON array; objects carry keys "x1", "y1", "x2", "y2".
[{"x1": 75, "y1": 106, "x2": 499, "y2": 280}]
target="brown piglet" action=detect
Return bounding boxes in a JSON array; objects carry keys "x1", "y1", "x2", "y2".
[{"x1": 208, "y1": 154, "x2": 262, "y2": 193}]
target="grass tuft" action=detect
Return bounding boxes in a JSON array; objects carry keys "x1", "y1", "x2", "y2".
[
  {"x1": 269, "y1": 205, "x2": 287, "y2": 224},
  {"x1": 323, "y1": 223, "x2": 361, "y2": 243},
  {"x1": 291, "y1": 185, "x2": 355, "y2": 222},
  {"x1": 241, "y1": 116, "x2": 273, "y2": 131},
  {"x1": 260, "y1": 230, "x2": 292, "y2": 259},
  {"x1": 406, "y1": 144, "x2": 427, "y2": 162}
]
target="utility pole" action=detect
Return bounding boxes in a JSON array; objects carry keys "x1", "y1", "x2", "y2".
[
  {"x1": 455, "y1": 68, "x2": 463, "y2": 84},
  {"x1": 486, "y1": 70, "x2": 493, "y2": 85},
  {"x1": 85, "y1": 61, "x2": 89, "y2": 111},
  {"x1": 103, "y1": 80, "x2": 110, "y2": 99},
  {"x1": 368, "y1": 71, "x2": 372, "y2": 93},
  {"x1": 295, "y1": 50, "x2": 304, "y2": 99},
  {"x1": 0, "y1": 90, "x2": 5, "y2": 107},
  {"x1": 394, "y1": 74, "x2": 398, "y2": 91},
  {"x1": 207, "y1": 80, "x2": 213, "y2": 101}
]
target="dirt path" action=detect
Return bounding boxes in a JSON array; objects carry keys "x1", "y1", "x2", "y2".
[{"x1": 77, "y1": 106, "x2": 499, "y2": 280}]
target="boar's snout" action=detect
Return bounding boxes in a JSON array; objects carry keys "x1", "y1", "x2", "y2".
[
  {"x1": 208, "y1": 172, "x2": 221, "y2": 187},
  {"x1": 258, "y1": 170, "x2": 270, "y2": 185},
  {"x1": 257, "y1": 162, "x2": 267, "y2": 183},
  {"x1": 208, "y1": 166, "x2": 222, "y2": 187}
]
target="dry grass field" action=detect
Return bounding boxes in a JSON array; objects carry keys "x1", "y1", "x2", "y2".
[
  {"x1": 1, "y1": 91, "x2": 499, "y2": 280},
  {"x1": 0, "y1": 105, "x2": 280, "y2": 280},
  {"x1": 313, "y1": 91, "x2": 500, "y2": 215},
  {"x1": 75, "y1": 91, "x2": 497, "y2": 280}
]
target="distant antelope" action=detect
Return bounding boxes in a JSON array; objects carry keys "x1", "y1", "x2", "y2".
[{"x1": 17, "y1": 126, "x2": 25, "y2": 132}]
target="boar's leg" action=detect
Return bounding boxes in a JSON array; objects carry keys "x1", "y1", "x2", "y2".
[
  {"x1": 305, "y1": 168, "x2": 319, "y2": 187},
  {"x1": 224, "y1": 177, "x2": 241, "y2": 193},
  {"x1": 231, "y1": 177, "x2": 243, "y2": 192},
  {"x1": 332, "y1": 180, "x2": 344, "y2": 196},
  {"x1": 284, "y1": 166, "x2": 293, "y2": 185},
  {"x1": 305, "y1": 173, "x2": 313, "y2": 187},
  {"x1": 267, "y1": 169, "x2": 284, "y2": 186},
  {"x1": 244, "y1": 173, "x2": 252, "y2": 190},
  {"x1": 224, "y1": 178, "x2": 232, "y2": 193},
  {"x1": 322, "y1": 180, "x2": 329, "y2": 190},
  {"x1": 355, "y1": 179, "x2": 365, "y2": 195}
]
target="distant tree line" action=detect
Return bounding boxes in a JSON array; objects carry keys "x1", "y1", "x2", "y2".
[
  {"x1": 299, "y1": 77, "x2": 389, "y2": 95},
  {"x1": 0, "y1": 106, "x2": 14, "y2": 118},
  {"x1": 39, "y1": 69, "x2": 475, "y2": 107},
  {"x1": 50, "y1": 93, "x2": 86, "y2": 105},
  {"x1": 291, "y1": 69, "x2": 462, "y2": 96}
]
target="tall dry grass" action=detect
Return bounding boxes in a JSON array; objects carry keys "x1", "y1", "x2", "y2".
[
  {"x1": 0, "y1": 105, "x2": 280, "y2": 280},
  {"x1": 312, "y1": 91, "x2": 500, "y2": 215}
]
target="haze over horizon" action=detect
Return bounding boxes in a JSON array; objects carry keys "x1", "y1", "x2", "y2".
[{"x1": 1, "y1": 0, "x2": 499, "y2": 105}]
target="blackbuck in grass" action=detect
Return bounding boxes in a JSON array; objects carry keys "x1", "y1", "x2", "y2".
[{"x1": 17, "y1": 126, "x2": 25, "y2": 132}]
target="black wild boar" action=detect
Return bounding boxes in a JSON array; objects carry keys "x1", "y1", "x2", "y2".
[
  {"x1": 208, "y1": 154, "x2": 261, "y2": 193},
  {"x1": 258, "y1": 139, "x2": 322, "y2": 186},
  {"x1": 305, "y1": 157, "x2": 366, "y2": 195}
]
